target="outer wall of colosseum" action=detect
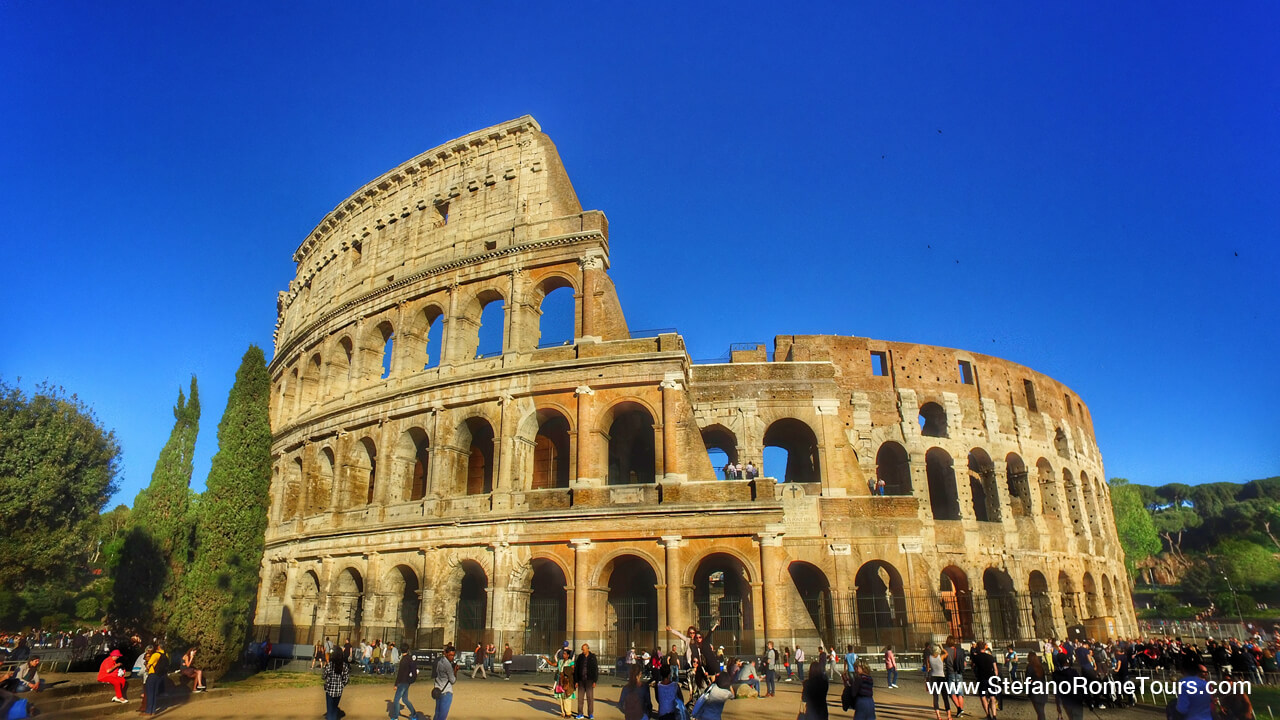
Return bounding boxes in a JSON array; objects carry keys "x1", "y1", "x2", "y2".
[{"x1": 254, "y1": 116, "x2": 1136, "y2": 658}]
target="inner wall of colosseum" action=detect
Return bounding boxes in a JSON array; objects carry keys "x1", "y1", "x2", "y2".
[{"x1": 255, "y1": 116, "x2": 1135, "y2": 657}]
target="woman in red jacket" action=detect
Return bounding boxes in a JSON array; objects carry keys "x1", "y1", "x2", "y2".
[{"x1": 98, "y1": 649, "x2": 129, "y2": 703}]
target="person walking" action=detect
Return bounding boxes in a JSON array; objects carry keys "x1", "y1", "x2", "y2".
[
  {"x1": 802, "y1": 661, "x2": 829, "y2": 720},
  {"x1": 502, "y1": 643, "x2": 514, "y2": 680},
  {"x1": 322, "y1": 646, "x2": 350, "y2": 720},
  {"x1": 944, "y1": 637, "x2": 967, "y2": 718},
  {"x1": 1024, "y1": 651, "x2": 1048, "y2": 720},
  {"x1": 927, "y1": 645, "x2": 951, "y2": 720},
  {"x1": 846, "y1": 659, "x2": 876, "y2": 719},
  {"x1": 311, "y1": 641, "x2": 327, "y2": 670},
  {"x1": 471, "y1": 642, "x2": 488, "y2": 679},
  {"x1": 884, "y1": 645, "x2": 898, "y2": 688},
  {"x1": 971, "y1": 642, "x2": 999, "y2": 720},
  {"x1": 434, "y1": 644, "x2": 458, "y2": 720},
  {"x1": 389, "y1": 647, "x2": 418, "y2": 720},
  {"x1": 97, "y1": 649, "x2": 129, "y2": 704},
  {"x1": 574, "y1": 643, "x2": 599, "y2": 719},
  {"x1": 619, "y1": 664, "x2": 652, "y2": 720}
]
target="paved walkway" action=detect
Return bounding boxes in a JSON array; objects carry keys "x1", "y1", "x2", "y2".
[{"x1": 139, "y1": 672, "x2": 1162, "y2": 720}]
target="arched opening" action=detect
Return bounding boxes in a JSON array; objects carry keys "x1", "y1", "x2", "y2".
[
  {"x1": 1005, "y1": 453, "x2": 1032, "y2": 517},
  {"x1": 1029, "y1": 571, "x2": 1054, "y2": 639},
  {"x1": 606, "y1": 403, "x2": 656, "y2": 485},
  {"x1": 691, "y1": 553, "x2": 755, "y2": 655},
  {"x1": 527, "y1": 559, "x2": 568, "y2": 655},
  {"x1": 355, "y1": 437, "x2": 378, "y2": 506},
  {"x1": 1054, "y1": 428, "x2": 1070, "y2": 458},
  {"x1": 308, "y1": 447, "x2": 334, "y2": 515},
  {"x1": 763, "y1": 418, "x2": 821, "y2": 483},
  {"x1": 295, "y1": 571, "x2": 321, "y2": 644},
  {"x1": 395, "y1": 428, "x2": 430, "y2": 502},
  {"x1": 406, "y1": 305, "x2": 445, "y2": 371},
  {"x1": 329, "y1": 337, "x2": 353, "y2": 395},
  {"x1": 967, "y1": 448, "x2": 1001, "y2": 522},
  {"x1": 875, "y1": 441, "x2": 911, "y2": 495},
  {"x1": 939, "y1": 566, "x2": 974, "y2": 640},
  {"x1": 300, "y1": 353, "x2": 322, "y2": 407},
  {"x1": 604, "y1": 555, "x2": 659, "y2": 657},
  {"x1": 374, "y1": 321, "x2": 395, "y2": 379},
  {"x1": 461, "y1": 417, "x2": 495, "y2": 495},
  {"x1": 456, "y1": 561, "x2": 488, "y2": 652},
  {"x1": 854, "y1": 561, "x2": 908, "y2": 646},
  {"x1": 536, "y1": 283, "x2": 576, "y2": 348},
  {"x1": 1082, "y1": 572, "x2": 1098, "y2": 618},
  {"x1": 1036, "y1": 458, "x2": 1060, "y2": 520},
  {"x1": 424, "y1": 315, "x2": 444, "y2": 369},
  {"x1": 387, "y1": 565, "x2": 421, "y2": 647},
  {"x1": 476, "y1": 293, "x2": 505, "y2": 358},
  {"x1": 1101, "y1": 574, "x2": 1115, "y2": 618},
  {"x1": 919, "y1": 402, "x2": 948, "y2": 438},
  {"x1": 532, "y1": 411, "x2": 571, "y2": 490},
  {"x1": 1081, "y1": 471, "x2": 1102, "y2": 541},
  {"x1": 283, "y1": 457, "x2": 302, "y2": 520},
  {"x1": 701, "y1": 424, "x2": 739, "y2": 480},
  {"x1": 982, "y1": 568, "x2": 1020, "y2": 641},
  {"x1": 1058, "y1": 572, "x2": 1079, "y2": 627},
  {"x1": 788, "y1": 561, "x2": 835, "y2": 647},
  {"x1": 334, "y1": 567, "x2": 365, "y2": 633},
  {"x1": 926, "y1": 448, "x2": 961, "y2": 520},
  {"x1": 1063, "y1": 469, "x2": 1084, "y2": 534}
]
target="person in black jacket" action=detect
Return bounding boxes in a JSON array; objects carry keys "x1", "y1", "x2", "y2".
[
  {"x1": 803, "y1": 660, "x2": 829, "y2": 720},
  {"x1": 971, "y1": 642, "x2": 999, "y2": 720},
  {"x1": 574, "y1": 643, "x2": 599, "y2": 719},
  {"x1": 390, "y1": 651, "x2": 418, "y2": 720}
]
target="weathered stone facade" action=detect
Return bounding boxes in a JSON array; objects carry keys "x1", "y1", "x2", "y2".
[{"x1": 255, "y1": 116, "x2": 1136, "y2": 657}]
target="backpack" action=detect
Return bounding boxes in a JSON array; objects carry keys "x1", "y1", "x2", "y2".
[{"x1": 6, "y1": 699, "x2": 29, "y2": 720}]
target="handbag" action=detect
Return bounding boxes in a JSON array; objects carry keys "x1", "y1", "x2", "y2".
[
  {"x1": 431, "y1": 686, "x2": 442, "y2": 700},
  {"x1": 797, "y1": 701, "x2": 808, "y2": 720}
]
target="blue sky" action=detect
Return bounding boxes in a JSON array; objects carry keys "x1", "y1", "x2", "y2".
[{"x1": 2, "y1": 2, "x2": 1277, "y2": 506}]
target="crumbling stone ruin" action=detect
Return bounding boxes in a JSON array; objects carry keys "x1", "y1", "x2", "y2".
[{"x1": 255, "y1": 116, "x2": 1135, "y2": 656}]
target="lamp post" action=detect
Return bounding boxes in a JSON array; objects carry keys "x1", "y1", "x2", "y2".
[{"x1": 1220, "y1": 573, "x2": 1246, "y2": 634}]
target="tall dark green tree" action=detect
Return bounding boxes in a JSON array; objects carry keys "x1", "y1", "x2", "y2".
[
  {"x1": 110, "y1": 378, "x2": 199, "y2": 635},
  {"x1": 174, "y1": 347, "x2": 272, "y2": 675},
  {"x1": 1109, "y1": 478, "x2": 1161, "y2": 581},
  {"x1": 0, "y1": 381, "x2": 119, "y2": 624}
]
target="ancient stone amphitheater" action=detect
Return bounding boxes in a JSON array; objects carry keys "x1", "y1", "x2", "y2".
[{"x1": 255, "y1": 116, "x2": 1135, "y2": 658}]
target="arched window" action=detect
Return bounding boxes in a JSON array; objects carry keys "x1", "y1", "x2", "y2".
[
  {"x1": 939, "y1": 566, "x2": 974, "y2": 640},
  {"x1": 701, "y1": 424, "x2": 739, "y2": 480},
  {"x1": 919, "y1": 402, "x2": 948, "y2": 438},
  {"x1": 1036, "y1": 458, "x2": 1060, "y2": 519},
  {"x1": 308, "y1": 447, "x2": 334, "y2": 515},
  {"x1": 395, "y1": 428, "x2": 430, "y2": 502},
  {"x1": 967, "y1": 448, "x2": 1001, "y2": 522},
  {"x1": 1054, "y1": 427, "x2": 1070, "y2": 458},
  {"x1": 762, "y1": 418, "x2": 820, "y2": 483},
  {"x1": 461, "y1": 417, "x2": 495, "y2": 495},
  {"x1": 1005, "y1": 453, "x2": 1032, "y2": 517},
  {"x1": 533, "y1": 411, "x2": 571, "y2": 490},
  {"x1": 875, "y1": 441, "x2": 911, "y2": 495},
  {"x1": 788, "y1": 561, "x2": 835, "y2": 647},
  {"x1": 536, "y1": 283, "x2": 576, "y2": 348},
  {"x1": 982, "y1": 568, "x2": 1020, "y2": 640},
  {"x1": 330, "y1": 337, "x2": 354, "y2": 394},
  {"x1": 855, "y1": 561, "x2": 908, "y2": 645},
  {"x1": 926, "y1": 448, "x2": 961, "y2": 520},
  {"x1": 476, "y1": 293, "x2": 505, "y2": 358},
  {"x1": 360, "y1": 437, "x2": 378, "y2": 505},
  {"x1": 607, "y1": 404, "x2": 656, "y2": 485}
]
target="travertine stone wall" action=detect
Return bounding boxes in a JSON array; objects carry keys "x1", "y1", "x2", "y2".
[{"x1": 255, "y1": 117, "x2": 1136, "y2": 658}]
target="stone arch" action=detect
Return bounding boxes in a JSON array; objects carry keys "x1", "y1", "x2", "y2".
[
  {"x1": 533, "y1": 274, "x2": 577, "y2": 349},
  {"x1": 967, "y1": 448, "x2": 1001, "y2": 522},
  {"x1": 919, "y1": 402, "x2": 948, "y2": 438},
  {"x1": 701, "y1": 424, "x2": 739, "y2": 479},
  {"x1": 1054, "y1": 427, "x2": 1071, "y2": 458},
  {"x1": 1005, "y1": 453, "x2": 1032, "y2": 517},
  {"x1": 405, "y1": 303, "x2": 446, "y2": 371},
  {"x1": 854, "y1": 560, "x2": 908, "y2": 645},
  {"x1": 598, "y1": 553, "x2": 660, "y2": 657},
  {"x1": 394, "y1": 427, "x2": 431, "y2": 502},
  {"x1": 345, "y1": 436, "x2": 378, "y2": 508},
  {"x1": 1101, "y1": 574, "x2": 1115, "y2": 618},
  {"x1": 787, "y1": 560, "x2": 835, "y2": 648},
  {"x1": 1036, "y1": 458, "x2": 1061, "y2": 520},
  {"x1": 455, "y1": 559, "x2": 489, "y2": 651},
  {"x1": 982, "y1": 567, "x2": 1020, "y2": 641},
  {"x1": 527, "y1": 557, "x2": 569, "y2": 654},
  {"x1": 1082, "y1": 572, "x2": 1098, "y2": 618},
  {"x1": 293, "y1": 569, "x2": 322, "y2": 643},
  {"x1": 762, "y1": 417, "x2": 821, "y2": 483},
  {"x1": 690, "y1": 552, "x2": 756, "y2": 655},
  {"x1": 456, "y1": 416, "x2": 496, "y2": 496},
  {"x1": 875, "y1": 441, "x2": 912, "y2": 495},
  {"x1": 1058, "y1": 571, "x2": 1079, "y2": 626},
  {"x1": 383, "y1": 564, "x2": 421, "y2": 644},
  {"x1": 308, "y1": 446, "x2": 335, "y2": 515},
  {"x1": 1062, "y1": 469, "x2": 1085, "y2": 536},
  {"x1": 1029, "y1": 570, "x2": 1054, "y2": 639},
  {"x1": 331, "y1": 566, "x2": 365, "y2": 630},
  {"x1": 461, "y1": 287, "x2": 506, "y2": 360},
  {"x1": 1080, "y1": 471, "x2": 1102, "y2": 541},
  {"x1": 530, "y1": 408, "x2": 572, "y2": 490},
  {"x1": 600, "y1": 400, "x2": 657, "y2": 485},
  {"x1": 283, "y1": 456, "x2": 303, "y2": 520},
  {"x1": 926, "y1": 447, "x2": 961, "y2": 520},
  {"x1": 329, "y1": 336, "x2": 354, "y2": 394},
  {"x1": 300, "y1": 352, "x2": 322, "y2": 408},
  {"x1": 359, "y1": 320, "x2": 395, "y2": 381},
  {"x1": 939, "y1": 566, "x2": 974, "y2": 640}
]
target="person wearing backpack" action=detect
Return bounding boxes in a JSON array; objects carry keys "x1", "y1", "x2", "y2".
[
  {"x1": 143, "y1": 641, "x2": 169, "y2": 715},
  {"x1": 390, "y1": 649, "x2": 418, "y2": 720}
]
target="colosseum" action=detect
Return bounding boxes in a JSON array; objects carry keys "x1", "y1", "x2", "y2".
[{"x1": 254, "y1": 116, "x2": 1136, "y2": 660}]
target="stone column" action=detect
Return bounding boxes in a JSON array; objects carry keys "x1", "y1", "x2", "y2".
[
  {"x1": 749, "y1": 581, "x2": 766, "y2": 655},
  {"x1": 574, "y1": 386, "x2": 597, "y2": 485},
  {"x1": 329, "y1": 433, "x2": 349, "y2": 512},
  {"x1": 571, "y1": 539, "x2": 593, "y2": 649},
  {"x1": 494, "y1": 394, "x2": 516, "y2": 510},
  {"x1": 442, "y1": 281, "x2": 460, "y2": 366},
  {"x1": 758, "y1": 531, "x2": 785, "y2": 646},
  {"x1": 660, "y1": 378, "x2": 684, "y2": 481},
  {"x1": 579, "y1": 253, "x2": 604, "y2": 340},
  {"x1": 661, "y1": 536, "x2": 685, "y2": 632},
  {"x1": 490, "y1": 542, "x2": 510, "y2": 648}
]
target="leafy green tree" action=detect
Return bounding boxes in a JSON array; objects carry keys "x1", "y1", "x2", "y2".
[
  {"x1": 1212, "y1": 538, "x2": 1280, "y2": 592},
  {"x1": 0, "y1": 381, "x2": 119, "y2": 608},
  {"x1": 110, "y1": 378, "x2": 199, "y2": 635},
  {"x1": 1110, "y1": 478, "x2": 1161, "y2": 581},
  {"x1": 174, "y1": 347, "x2": 272, "y2": 675}
]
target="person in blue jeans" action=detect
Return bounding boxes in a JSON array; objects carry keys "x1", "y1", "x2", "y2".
[
  {"x1": 434, "y1": 645, "x2": 458, "y2": 720},
  {"x1": 322, "y1": 648, "x2": 350, "y2": 720},
  {"x1": 390, "y1": 651, "x2": 418, "y2": 719}
]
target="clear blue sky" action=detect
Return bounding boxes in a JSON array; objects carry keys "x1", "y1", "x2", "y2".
[{"x1": 2, "y1": 2, "x2": 1277, "y2": 506}]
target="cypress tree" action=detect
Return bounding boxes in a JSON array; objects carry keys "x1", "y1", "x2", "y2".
[
  {"x1": 110, "y1": 377, "x2": 199, "y2": 635},
  {"x1": 174, "y1": 346, "x2": 272, "y2": 675}
]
